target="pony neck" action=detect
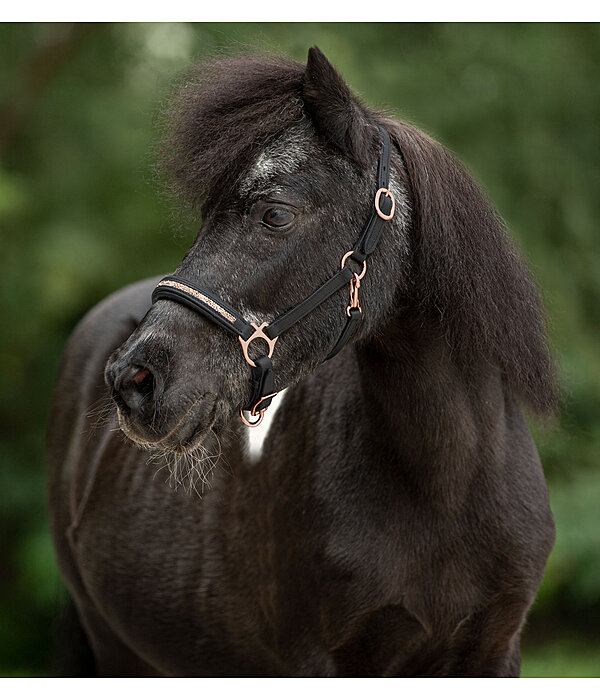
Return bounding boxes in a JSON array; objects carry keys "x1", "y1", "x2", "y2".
[{"x1": 354, "y1": 314, "x2": 507, "y2": 498}]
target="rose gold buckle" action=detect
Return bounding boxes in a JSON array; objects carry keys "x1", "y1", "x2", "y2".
[
  {"x1": 238, "y1": 322, "x2": 278, "y2": 368},
  {"x1": 374, "y1": 188, "x2": 395, "y2": 220}
]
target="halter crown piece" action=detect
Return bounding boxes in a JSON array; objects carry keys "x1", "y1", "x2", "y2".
[{"x1": 152, "y1": 125, "x2": 396, "y2": 427}]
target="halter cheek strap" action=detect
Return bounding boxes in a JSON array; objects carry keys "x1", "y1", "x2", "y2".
[{"x1": 151, "y1": 125, "x2": 396, "y2": 427}]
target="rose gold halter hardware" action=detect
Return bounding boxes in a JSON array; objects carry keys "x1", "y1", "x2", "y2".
[
  {"x1": 238, "y1": 323, "x2": 278, "y2": 427},
  {"x1": 151, "y1": 128, "x2": 394, "y2": 430},
  {"x1": 340, "y1": 250, "x2": 367, "y2": 280},
  {"x1": 347, "y1": 274, "x2": 362, "y2": 316},
  {"x1": 238, "y1": 322, "x2": 279, "y2": 368},
  {"x1": 239, "y1": 392, "x2": 278, "y2": 428},
  {"x1": 340, "y1": 250, "x2": 367, "y2": 318},
  {"x1": 239, "y1": 408, "x2": 264, "y2": 427},
  {"x1": 374, "y1": 187, "x2": 396, "y2": 221}
]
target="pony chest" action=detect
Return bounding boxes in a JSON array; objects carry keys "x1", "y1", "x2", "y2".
[
  {"x1": 319, "y1": 489, "x2": 489, "y2": 639},
  {"x1": 68, "y1": 452, "x2": 210, "y2": 640}
]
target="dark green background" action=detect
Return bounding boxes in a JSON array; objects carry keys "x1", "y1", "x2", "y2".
[{"x1": 1, "y1": 23, "x2": 599, "y2": 676}]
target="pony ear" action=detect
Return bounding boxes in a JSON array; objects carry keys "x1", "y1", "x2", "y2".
[{"x1": 302, "y1": 46, "x2": 373, "y2": 164}]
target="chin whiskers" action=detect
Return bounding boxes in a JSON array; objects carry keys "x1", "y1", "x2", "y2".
[
  {"x1": 85, "y1": 395, "x2": 118, "y2": 439},
  {"x1": 144, "y1": 433, "x2": 225, "y2": 497}
]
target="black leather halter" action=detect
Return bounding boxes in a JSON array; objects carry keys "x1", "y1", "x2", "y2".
[{"x1": 152, "y1": 125, "x2": 396, "y2": 427}]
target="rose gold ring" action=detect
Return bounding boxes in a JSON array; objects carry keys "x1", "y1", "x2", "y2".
[
  {"x1": 374, "y1": 188, "x2": 395, "y2": 221},
  {"x1": 238, "y1": 322, "x2": 279, "y2": 368},
  {"x1": 240, "y1": 408, "x2": 264, "y2": 427},
  {"x1": 239, "y1": 391, "x2": 278, "y2": 428},
  {"x1": 340, "y1": 250, "x2": 367, "y2": 280}
]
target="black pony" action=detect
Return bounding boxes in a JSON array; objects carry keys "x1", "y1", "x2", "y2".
[{"x1": 47, "y1": 47, "x2": 556, "y2": 677}]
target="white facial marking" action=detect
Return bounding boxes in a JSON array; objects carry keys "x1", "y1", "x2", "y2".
[
  {"x1": 239, "y1": 124, "x2": 311, "y2": 197},
  {"x1": 236, "y1": 304, "x2": 265, "y2": 326}
]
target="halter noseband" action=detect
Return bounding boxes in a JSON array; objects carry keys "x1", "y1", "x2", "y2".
[{"x1": 151, "y1": 125, "x2": 396, "y2": 427}]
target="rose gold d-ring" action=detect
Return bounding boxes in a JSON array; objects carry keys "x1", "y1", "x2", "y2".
[
  {"x1": 240, "y1": 408, "x2": 264, "y2": 427},
  {"x1": 239, "y1": 392, "x2": 278, "y2": 428},
  {"x1": 238, "y1": 322, "x2": 279, "y2": 368},
  {"x1": 340, "y1": 250, "x2": 367, "y2": 280},
  {"x1": 374, "y1": 188, "x2": 395, "y2": 221}
]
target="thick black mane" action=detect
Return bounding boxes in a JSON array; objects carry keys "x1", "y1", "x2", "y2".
[
  {"x1": 384, "y1": 119, "x2": 558, "y2": 415},
  {"x1": 159, "y1": 54, "x2": 557, "y2": 416}
]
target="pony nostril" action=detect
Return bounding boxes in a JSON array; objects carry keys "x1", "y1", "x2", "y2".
[
  {"x1": 112, "y1": 364, "x2": 156, "y2": 413},
  {"x1": 133, "y1": 367, "x2": 150, "y2": 386}
]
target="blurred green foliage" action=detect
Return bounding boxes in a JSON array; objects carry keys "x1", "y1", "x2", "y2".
[{"x1": 0, "y1": 23, "x2": 598, "y2": 677}]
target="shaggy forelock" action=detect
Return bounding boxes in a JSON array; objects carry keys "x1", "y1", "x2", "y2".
[{"x1": 158, "y1": 54, "x2": 306, "y2": 212}]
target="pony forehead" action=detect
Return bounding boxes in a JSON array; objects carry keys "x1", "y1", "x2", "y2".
[
  {"x1": 238, "y1": 123, "x2": 313, "y2": 197},
  {"x1": 159, "y1": 56, "x2": 306, "y2": 210}
]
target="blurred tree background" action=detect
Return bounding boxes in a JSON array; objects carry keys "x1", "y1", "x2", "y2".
[{"x1": 0, "y1": 22, "x2": 598, "y2": 677}]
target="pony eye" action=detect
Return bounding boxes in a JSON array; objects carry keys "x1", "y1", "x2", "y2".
[{"x1": 262, "y1": 208, "x2": 295, "y2": 229}]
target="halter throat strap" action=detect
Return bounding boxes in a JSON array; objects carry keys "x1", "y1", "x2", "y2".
[{"x1": 151, "y1": 125, "x2": 396, "y2": 426}]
